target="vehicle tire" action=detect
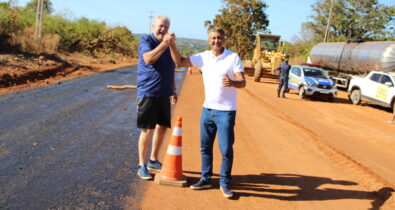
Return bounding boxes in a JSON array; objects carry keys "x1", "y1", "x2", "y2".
[
  {"x1": 254, "y1": 63, "x2": 262, "y2": 82},
  {"x1": 392, "y1": 99, "x2": 395, "y2": 113},
  {"x1": 350, "y1": 89, "x2": 362, "y2": 105},
  {"x1": 299, "y1": 86, "x2": 306, "y2": 99},
  {"x1": 327, "y1": 94, "x2": 334, "y2": 102}
]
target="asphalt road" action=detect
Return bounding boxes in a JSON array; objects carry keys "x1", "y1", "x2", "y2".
[{"x1": 0, "y1": 66, "x2": 185, "y2": 209}]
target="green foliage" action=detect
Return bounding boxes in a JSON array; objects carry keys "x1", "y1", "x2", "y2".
[
  {"x1": 53, "y1": 17, "x2": 107, "y2": 52},
  {"x1": 205, "y1": 0, "x2": 269, "y2": 59},
  {"x1": 0, "y1": 0, "x2": 17, "y2": 10},
  {"x1": 0, "y1": 0, "x2": 137, "y2": 57},
  {"x1": 86, "y1": 26, "x2": 137, "y2": 57},
  {"x1": 24, "y1": 0, "x2": 54, "y2": 14},
  {"x1": 288, "y1": 24, "x2": 319, "y2": 62},
  {"x1": 174, "y1": 37, "x2": 208, "y2": 56},
  {"x1": 177, "y1": 42, "x2": 208, "y2": 57},
  {"x1": 0, "y1": 1, "x2": 18, "y2": 34},
  {"x1": 0, "y1": 3, "x2": 15, "y2": 35},
  {"x1": 306, "y1": 0, "x2": 394, "y2": 41},
  {"x1": 0, "y1": 1, "x2": 23, "y2": 49},
  {"x1": 135, "y1": 33, "x2": 208, "y2": 57}
]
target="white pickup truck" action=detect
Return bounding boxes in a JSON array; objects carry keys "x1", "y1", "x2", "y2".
[{"x1": 348, "y1": 71, "x2": 395, "y2": 112}]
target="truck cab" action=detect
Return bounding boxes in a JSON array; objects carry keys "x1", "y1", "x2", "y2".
[{"x1": 348, "y1": 71, "x2": 395, "y2": 112}]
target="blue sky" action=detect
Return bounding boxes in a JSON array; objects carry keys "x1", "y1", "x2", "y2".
[{"x1": 10, "y1": 0, "x2": 395, "y2": 42}]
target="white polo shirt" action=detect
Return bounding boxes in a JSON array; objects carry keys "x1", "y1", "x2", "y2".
[{"x1": 190, "y1": 48, "x2": 244, "y2": 111}]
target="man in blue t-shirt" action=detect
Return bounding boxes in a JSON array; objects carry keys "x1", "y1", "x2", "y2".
[{"x1": 136, "y1": 16, "x2": 177, "y2": 180}]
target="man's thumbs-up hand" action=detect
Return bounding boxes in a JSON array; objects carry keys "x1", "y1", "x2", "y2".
[{"x1": 223, "y1": 74, "x2": 232, "y2": 87}]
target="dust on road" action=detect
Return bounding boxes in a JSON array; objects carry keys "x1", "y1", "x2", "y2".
[{"x1": 131, "y1": 74, "x2": 395, "y2": 209}]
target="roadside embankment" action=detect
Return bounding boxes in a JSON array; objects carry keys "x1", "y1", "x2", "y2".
[{"x1": 0, "y1": 53, "x2": 137, "y2": 94}]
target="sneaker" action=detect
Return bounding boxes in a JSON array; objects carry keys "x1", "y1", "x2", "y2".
[
  {"x1": 220, "y1": 186, "x2": 233, "y2": 198},
  {"x1": 137, "y1": 166, "x2": 152, "y2": 180},
  {"x1": 190, "y1": 179, "x2": 212, "y2": 190},
  {"x1": 147, "y1": 160, "x2": 162, "y2": 171}
]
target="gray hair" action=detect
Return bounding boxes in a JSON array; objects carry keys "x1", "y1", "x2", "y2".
[
  {"x1": 154, "y1": 16, "x2": 171, "y2": 25},
  {"x1": 208, "y1": 27, "x2": 225, "y2": 37}
]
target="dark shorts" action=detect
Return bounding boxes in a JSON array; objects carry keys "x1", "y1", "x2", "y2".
[{"x1": 137, "y1": 97, "x2": 171, "y2": 129}]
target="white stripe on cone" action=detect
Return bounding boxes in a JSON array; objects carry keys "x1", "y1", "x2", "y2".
[
  {"x1": 167, "y1": 145, "x2": 182, "y2": 155},
  {"x1": 172, "y1": 126, "x2": 182, "y2": 136}
]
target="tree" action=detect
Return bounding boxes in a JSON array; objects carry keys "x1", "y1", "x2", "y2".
[
  {"x1": 86, "y1": 26, "x2": 137, "y2": 57},
  {"x1": 205, "y1": 0, "x2": 269, "y2": 59},
  {"x1": 25, "y1": 0, "x2": 53, "y2": 14},
  {"x1": 288, "y1": 25, "x2": 317, "y2": 62},
  {"x1": 0, "y1": 0, "x2": 17, "y2": 9},
  {"x1": 305, "y1": 0, "x2": 394, "y2": 41},
  {"x1": 0, "y1": 0, "x2": 23, "y2": 49}
]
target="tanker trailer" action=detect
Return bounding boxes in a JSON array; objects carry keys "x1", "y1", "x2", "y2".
[{"x1": 310, "y1": 41, "x2": 395, "y2": 88}]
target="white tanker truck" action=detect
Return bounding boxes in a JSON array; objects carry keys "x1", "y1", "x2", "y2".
[{"x1": 309, "y1": 41, "x2": 395, "y2": 89}]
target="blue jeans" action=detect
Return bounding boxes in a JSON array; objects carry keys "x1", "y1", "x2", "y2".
[{"x1": 200, "y1": 108, "x2": 236, "y2": 187}]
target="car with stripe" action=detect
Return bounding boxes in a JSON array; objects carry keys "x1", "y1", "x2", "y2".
[{"x1": 288, "y1": 65, "x2": 337, "y2": 101}]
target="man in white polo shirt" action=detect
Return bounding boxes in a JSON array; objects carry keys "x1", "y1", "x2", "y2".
[{"x1": 169, "y1": 28, "x2": 246, "y2": 198}]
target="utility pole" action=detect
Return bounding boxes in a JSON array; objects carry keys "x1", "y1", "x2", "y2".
[
  {"x1": 34, "y1": 0, "x2": 44, "y2": 45},
  {"x1": 148, "y1": 11, "x2": 155, "y2": 34},
  {"x1": 324, "y1": 0, "x2": 335, "y2": 42}
]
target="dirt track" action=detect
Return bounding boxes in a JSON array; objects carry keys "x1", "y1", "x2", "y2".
[{"x1": 128, "y1": 73, "x2": 395, "y2": 209}]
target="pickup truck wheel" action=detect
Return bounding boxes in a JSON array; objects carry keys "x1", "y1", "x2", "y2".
[
  {"x1": 254, "y1": 63, "x2": 262, "y2": 82},
  {"x1": 299, "y1": 86, "x2": 306, "y2": 99},
  {"x1": 327, "y1": 95, "x2": 334, "y2": 102},
  {"x1": 350, "y1": 89, "x2": 362, "y2": 105}
]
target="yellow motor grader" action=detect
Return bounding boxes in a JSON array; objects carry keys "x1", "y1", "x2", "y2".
[{"x1": 244, "y1": 34, "x2": 286, "y2": 82}]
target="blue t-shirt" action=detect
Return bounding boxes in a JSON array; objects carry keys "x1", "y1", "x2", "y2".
[{"x1": 137, "y1": 34, "x2": 175, "y2": 98}]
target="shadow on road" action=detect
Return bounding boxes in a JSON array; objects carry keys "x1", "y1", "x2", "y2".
[
  {"x1": 285, "y1": 92, "x2": 351, "y2": 104},
  {"x1": 232, "y1": 173, "x2": 393, "y2": 210},
  {"x1": 183, "y1": 171, "x2": 393, "y2": 209}
]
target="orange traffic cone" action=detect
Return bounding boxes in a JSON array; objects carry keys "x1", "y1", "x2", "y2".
[
  {"x1": 187, "y1": 67, "x2": 192, "y2": 75},
  {"x1": 154, "y1": 117, "x2": 187, "y2": 187}
]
